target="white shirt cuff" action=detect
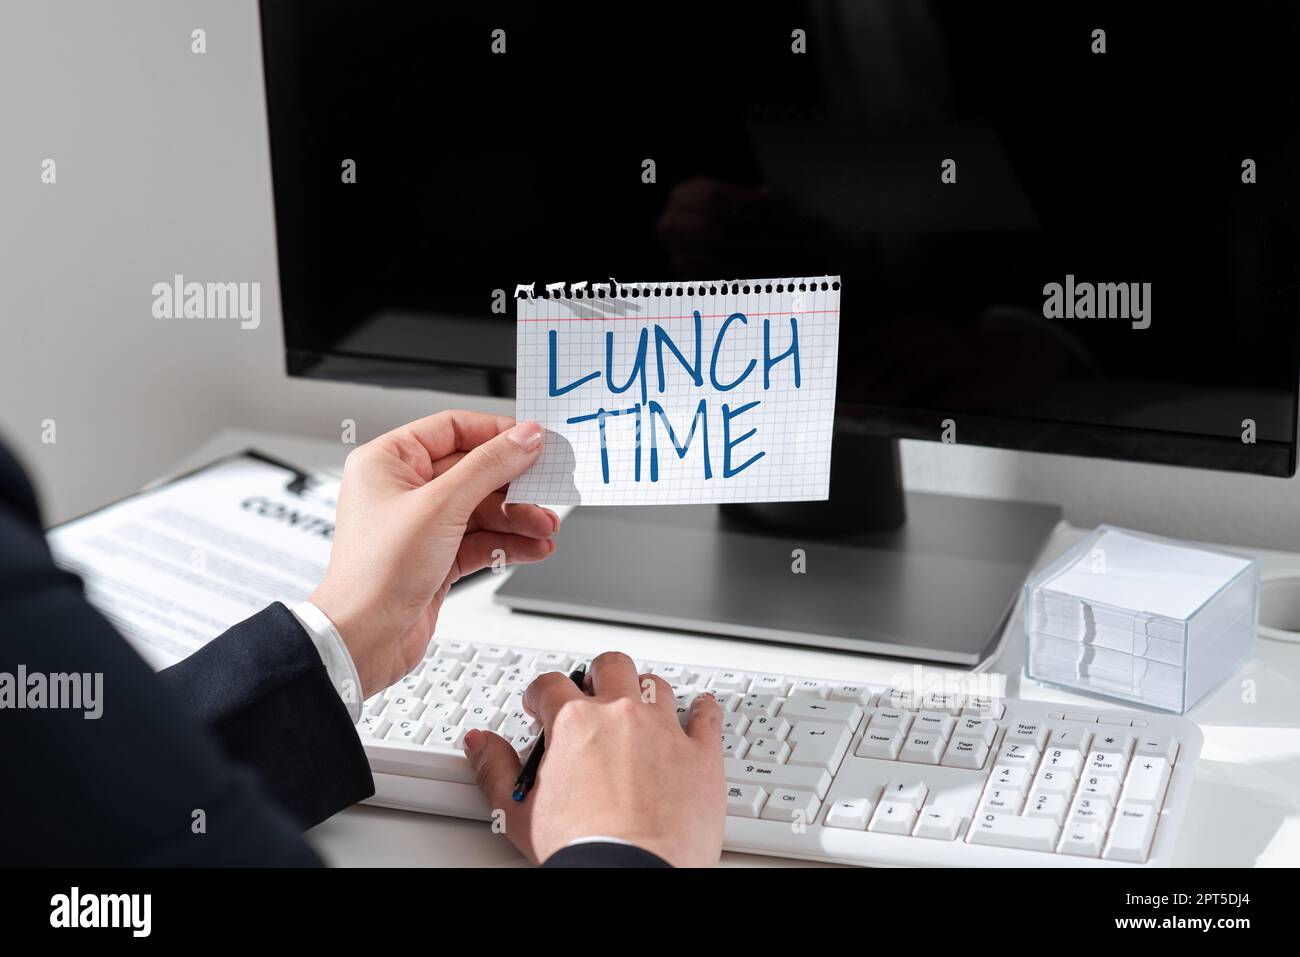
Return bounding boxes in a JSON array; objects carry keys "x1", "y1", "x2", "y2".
[
  {"x1": 564, "y1": 836, "x2": 639, "y2": 848},
  {"x1": 290, "y1": 600, "x2": 363, "y2": 722}
]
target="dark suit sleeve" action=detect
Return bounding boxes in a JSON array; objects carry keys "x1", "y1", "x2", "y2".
[
  {"x1": 157, "y1": 603, "x2": 375, "y2": 828},
  {"x1": 0, "y1": 443, "x2": 366, "y2": 865},
  {"x1": 542, "y1": 843, "x2": 672, "y2": 867}
]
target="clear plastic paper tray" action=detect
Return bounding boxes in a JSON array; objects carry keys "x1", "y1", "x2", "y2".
[{"x1": 1024, "y1": 525, "x2": 1258, "y2": 713}]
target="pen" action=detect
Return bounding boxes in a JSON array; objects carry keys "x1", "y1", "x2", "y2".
[{"x1": 512, "y1": 665, "x2": 586, "y2": 802}]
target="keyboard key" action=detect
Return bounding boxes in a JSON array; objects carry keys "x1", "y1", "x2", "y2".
[
  {"x1": 725, "y1": 783, "x2": 767, "y2": 818},
  {"x1": 709, "y1": 670, "x2": 751, "y2": 692},
  {"x1": 465, "y1": 683, "x2": 509, "y2": 707},
  {"x1": 437, "y1": 641, "x2": 476, "y2": 661},
  {"x1": 761, "y1": 788, "x2": 821, "y2": 824},
  {"x1": 396, "y1": 673, "x2": 430, "y2": 698},
  {"x1": 474, "y1": 645, "x2": 517, "y2": 664},
  {"x1": 383, "y1": 695, "x2": 425, "y2": 721},
  {"x1": 961, "y1": 695, "x2": 1005, "y2": 718},
  {"x1": 653, "y1": 664, "x2": 695, "y2": 683},
  {"x1": 1120, "y1": 757, "x2": 1172, "y2": 807},
  {"x1": 426, "y1": 723, "x2": 466, "y2": 748},
  {"x1": 787, "y1": 722, "x2": 852, "y2": 771},
  {"x1": 1040, "y1": 747, "x2": 1085, "y2": 777},
  {"x1": 789, "y1": 679, "x2": 831, "y2": 699},
  {"x1": 989, "y1": 764, "x2": 1031, "y2": 794},
  {"x1": 881, "y1": 778, "x2": 928, "y2": 810},
  {"x1": 940, "y1": 736, "x2": 989, "y2": 769},
  {"x1": 779, "y1": 698, "x2": 864, "y2": 729},
  {"x1": 427, "y1": 679, "x2": 468, "y2": 703},
  {"x1": 423, "y1": 700, "x2": 465, "y2": 726},
  {"x1": 423, "y1": 657, "x2": 465, "y2": 680},
  {"x1": 1093, "y1": 730, "x2": 1135, "y2": 756},
  {"x1": 509, "y1": 733, "x2": 538, "y2": 757},
  {"x1": 461, "y1": 663, "x2": 502, "y2": 684},
  {"x1": 968, "y1": 811, "x2": 1060, "y2": 852},
  {"x1": 745, "y1": 714, "x2": 791, "y2": 741},
  {"x1": 1084, "y1": 749, "x2": 1128, "y2": 778},
  {"x1": 701, "y1": 690, "x2": 741, "y2": 712},
  {"x1": 867, "y1": 709, "x2": 913, "y2": 733},
  {"x1": 721, "y1": 734, "x2": 748, "y2": 758},
  {"x1": 725, "y1": 758, "x2": 833, "y2": 799},
  {"x1": 749, "y1": 675, "x2": 792, "y2": 696},
  {"x1": 830, "y1": 684, "x2": 876, "y2": 705},
  {"x1": 899, "y1": 733, "x2": 945, "y2": 765},
  {"x1": 995, "y1": 742, "x2": 1040, "y2": 770},
  {"x1": 1068, "y1": 794, "x2": 1113, "y2": 826},
  {"x1": 855, "y1": 728, "x2": 905, "y2": 760},
  {"x1": 912, "y1": 711, "x2": 956, "y2": 739},
  {"x1": 914, "y1": 807, "x2": 961, "y2": 840},
  {"x1": 1048, "y1": 725, "x2": 1094, "y2": 753},
  {"x1": 879, "y1": 686, "x2": 917, "y2": 710},
  {"x1": 978, "y1": 788, "x2": 1023, "y2": 816},
  {"x1": 1025, "y1": 789, "x2": 1069, "y2": 825},
  {"x1": 746, "y1": 738, "x2": 791, "y2": 764},
  {"x1": 1103, "y1": 804, "x2": 1158, "y2": 862},
  {"x1": 953, "y1": 716, "x2": 997, "y2": 746},
  {"x1": 1030, "y1": 766, "x2": 1075, "y2": 796},
  {"x1": 739, "y1": 694, "x2": 782, "y2": 717},
  {"x1": 1005, "y1": 721, "x2": 1049, "y2": 750},
  {"x1": 825, "y1": 797, "x2": 875, "y2": 830},
  {"x1": 461, "y1": 704, "x2": 502, "y2": 730},
  {"x1": 357, "y1": 714, "x2": 391, "y2": 738},
  {"x1": 386, "y1": 718, "x2": 426, "y2": 744},
  {"x1": 532, "y1": 651, "x2": 573, "y2": 671},
  {"x1": 1135, "y1": 734, "x2": 1180, "y2": 765},
  {"x1": 1077, "y1": 773, "x2": 1121, "y2": 802},
  {"x1": 721, "y1": 712, "x2": 751, "y2": 736},
  {"x1": 1057, "y1": 819, "x2": 1106, "y2": 858},
  {"x1": 920, "y1": 691, "x2": 964, "y2": 715},
  {"x1": 869, "y1": 800, "x2": 918, "y2": 834}
]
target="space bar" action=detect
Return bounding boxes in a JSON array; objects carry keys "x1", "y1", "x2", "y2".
[{"x1": 725, "y1": 759, "x2": 833, "y2": 799}]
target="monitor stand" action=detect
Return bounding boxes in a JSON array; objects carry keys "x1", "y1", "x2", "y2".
[{"x1": 494, "y1": 425, "x2": 1062, "y2": 666}]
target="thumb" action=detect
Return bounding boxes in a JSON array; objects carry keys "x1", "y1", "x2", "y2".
[
  {"x1": 463, "y1": 728, "x2": 525, "y2": 808},
  {"x1": 431, "y1": 421, "x2": 545, "y2": 522}
]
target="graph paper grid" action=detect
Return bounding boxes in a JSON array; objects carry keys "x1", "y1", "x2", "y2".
[{"x1": 507, "y1": 276, "x2": 841, "y2": 506}]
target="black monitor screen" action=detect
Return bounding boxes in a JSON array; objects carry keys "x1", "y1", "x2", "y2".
[{"x1": 261, "y1": 1, "x2": 1300, "y2": 475}]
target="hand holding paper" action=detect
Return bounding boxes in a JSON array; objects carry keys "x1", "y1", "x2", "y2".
[{"x1": 507, "y1": 277, "x2": 841, "y2": 506}]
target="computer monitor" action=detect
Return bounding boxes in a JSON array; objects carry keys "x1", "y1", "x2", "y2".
[{"x1": 259, "y1": 2, "x2": 1300, "y2": 664}]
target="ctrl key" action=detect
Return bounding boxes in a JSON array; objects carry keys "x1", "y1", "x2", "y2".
[
  {"x1": 760, "y1": 788, "x2": 822, "y2": 825},
  {"x1": 967, "y1": 811, "x2": 1060, "y2": 852}
]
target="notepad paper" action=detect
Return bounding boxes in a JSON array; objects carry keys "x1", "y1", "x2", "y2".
[{"x1": 506, "y1": 277, "x2": 841, "y2": 506}]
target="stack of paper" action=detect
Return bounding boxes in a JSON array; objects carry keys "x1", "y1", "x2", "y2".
[{"x1": 1024, "y1": 527, "x2": 1258, "y2": 713}]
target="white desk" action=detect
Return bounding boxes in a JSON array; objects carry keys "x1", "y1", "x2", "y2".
[{"x1": 174, "y1": 430, "x2": 1300, "y2": 867}]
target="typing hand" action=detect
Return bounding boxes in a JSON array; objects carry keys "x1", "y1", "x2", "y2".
[
  {"x1": 464, "y1": 651, "x2": 726, "y2": 867},
  {"x1": 310, "y1": 411, "x2": 558, "y2": 700}
]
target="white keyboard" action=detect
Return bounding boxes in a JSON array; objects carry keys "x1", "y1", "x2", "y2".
[{"x1": 357, "y1": 638, "x2": 1203, "y2": 867}]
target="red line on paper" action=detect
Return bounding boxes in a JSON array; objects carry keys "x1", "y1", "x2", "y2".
[{"x1": 517, "y1": 309, "x2": 841, "y2": 323}]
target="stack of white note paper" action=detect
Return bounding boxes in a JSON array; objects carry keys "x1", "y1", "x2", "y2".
[{"x1": 1023, "y1": 526, "x2": 1258, "y2": 713}]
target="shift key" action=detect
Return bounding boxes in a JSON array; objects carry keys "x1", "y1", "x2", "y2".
[{"x1": 725, "y1": 758, "x2": 833, "y2": 799}]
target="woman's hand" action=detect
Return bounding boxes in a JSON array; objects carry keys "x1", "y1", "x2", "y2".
[
  {"x1": 463, "y1": 651, "x2": 727, "y2": 867},
  {"x1": 310, "y1": 411, "x2": 558, "y2": 700}
]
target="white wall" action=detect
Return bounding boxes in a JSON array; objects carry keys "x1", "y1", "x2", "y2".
[{"x1": 2, "y1": 0, "x2": 1297, "y2": 546}]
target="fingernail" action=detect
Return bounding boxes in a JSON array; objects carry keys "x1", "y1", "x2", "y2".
[
  {"x1": 543, "y1": 507, "x2": 560, "y2": 531},
  {"x1": 463, "y1": 729, "x2": 485, "y2": 755},
  {"x1": 506, "y1": 420, "x2": 544, "y2": 451}
]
